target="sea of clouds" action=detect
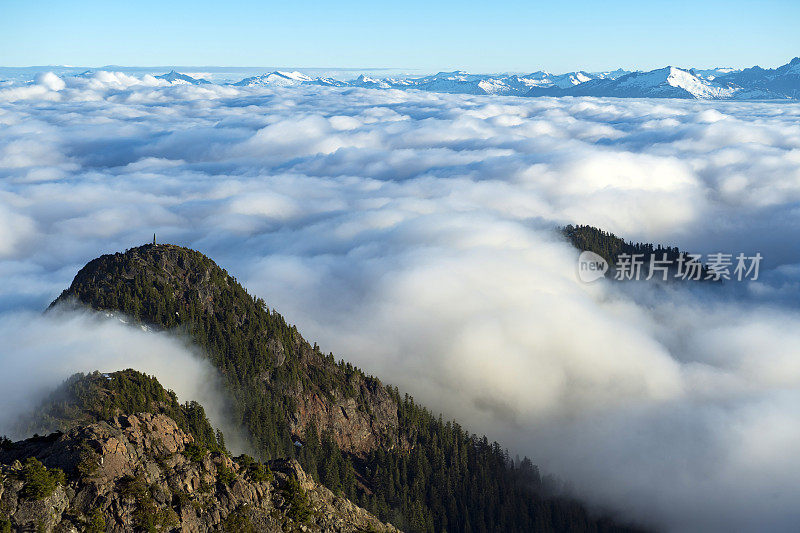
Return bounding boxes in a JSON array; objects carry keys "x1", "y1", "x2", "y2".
[{"x1": 1, "y1": 71, "x2": 800, "y2": 532}]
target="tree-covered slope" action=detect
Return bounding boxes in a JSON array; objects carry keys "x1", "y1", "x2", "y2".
[{"x1": 50, "y1": 243, "x2": 644, "y2": 532}]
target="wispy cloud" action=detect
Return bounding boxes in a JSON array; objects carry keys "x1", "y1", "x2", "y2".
[{"x1": 0, "y1": 309, "x2": 250, "y2": 454}]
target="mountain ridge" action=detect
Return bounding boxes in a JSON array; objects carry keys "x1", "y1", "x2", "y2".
[{"x1": 47, "y1": 242, "x2": 645, "y2": 532}]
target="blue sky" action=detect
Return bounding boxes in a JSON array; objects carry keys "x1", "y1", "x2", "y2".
[{"x1": 1, "y1": 0, "x2": 798, "y2": 72}]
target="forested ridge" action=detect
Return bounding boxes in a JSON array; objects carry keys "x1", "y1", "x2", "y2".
[
  {"x1": 49, "y1": 243, "x2": 644, "y2": 532},
  {"x1": 563, "y1": 224, "x2": 712, "y2": 280}
]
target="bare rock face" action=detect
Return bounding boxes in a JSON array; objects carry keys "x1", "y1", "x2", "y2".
[
  {"x1": 0, "y1": 413, "x2": 399, "y2": 532},
  {"x1": 288, "y1": 376, "x2": 401, "y2": 454}
]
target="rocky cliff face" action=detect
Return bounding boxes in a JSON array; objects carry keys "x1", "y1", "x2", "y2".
[
  {"x1": 285, "y1": 372, "x2": 401, "y2": 455},
  {"x1": 0, "y1": 412, "x2": 398, "y2": 532}
]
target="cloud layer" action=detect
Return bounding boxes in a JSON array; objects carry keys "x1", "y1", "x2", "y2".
[{"x1": 2, "y1": 72, "x2": 800, "y2": 531}]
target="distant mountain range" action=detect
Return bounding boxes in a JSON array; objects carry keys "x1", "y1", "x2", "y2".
[
  {"x1": 148, "y1": 57, "x2": 800, "y2": 100},
  {"x1": 10, "y1": 58, "x2": 797, "y2": 100}
]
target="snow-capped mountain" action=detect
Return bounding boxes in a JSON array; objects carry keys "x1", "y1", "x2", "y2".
[
  {"x1": 233, "y1": 70, "x2": 314, "y2": 87},
  {"x1": 155, "y1": 70, "x2": 210, "y2": 84},
  {"x1": 351, "y1": 74, "x2": 393, "y2": 89},
  {"x1": 477, "y1": 75, "x2": 540, "y2": 95},
  {"x1": 316, "y1": 77, "x2": 349, "y2": 87},
  {"x1": 233, "y1": 70, "x2": 348, "y2": 88},
  {"x1": 549, "y1": 71, "x2": 594, "y2": 88},
  {"x1": 410, "y1": 71, "x2": 486, "y2": 94}
]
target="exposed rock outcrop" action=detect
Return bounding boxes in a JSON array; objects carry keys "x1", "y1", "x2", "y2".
[{"x1": 0, "y1": 413, "x2": 398, "y2": 532}]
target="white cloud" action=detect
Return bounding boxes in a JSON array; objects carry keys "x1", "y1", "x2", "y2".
[
  {"x1": 34, "y1": 72, "x2": 65, "y2": 92},
  {"x1": 1, "y1": 78, "x2": 800, "y2": 531}
]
